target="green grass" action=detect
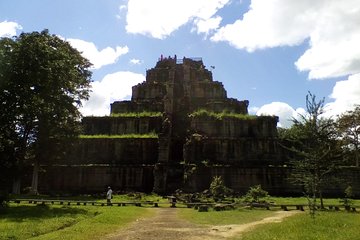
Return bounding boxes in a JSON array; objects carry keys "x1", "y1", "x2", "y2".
[
  {"x1": 79, "y1": 133, "x2": 158, "y2": 139},
  {"x1": 112, "y1": 193, "x2": 164, "y2": 202},
  {"x1": 239, "y1": 211, "x2": 360, "y2": 240},
  {"x1": 189, "y1": 109, "x2": 257, "y2": 120},
  {"x1": 110, "y1": 112, "x2": 162, "y2": 118},
  {"x1": 267, "y1": 196, "x2": 360, "y2": 206},
  {"x1": 0, "y1": 203, "x2": 152, "y2": 240},
  {"x1": 9, "y1": 194, "x2": 100, "y2": 201},
  {"x1": 178, "y1": 208, "x2": 276, "y2": 225}
]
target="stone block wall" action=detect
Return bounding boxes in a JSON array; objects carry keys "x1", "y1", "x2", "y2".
[
  {"x1": 183, "y1": 165, "x2": 298, "y2": 195},
  {"x1": 202, "y1": 99, "x2": 249, "y2": 114},
  {"x1": 184, "y1": 137, "x2": 281, "y2": 165},
  {"x1": 189, "y1": 115, "x2": 278, "y2": 138},
  {"x1": 66, "y1": 138, "x2": 159, "y2": 165},
  {"x1": 39, "y1": 165, "x2": 154, "y2": 193},
  {"x1": 110, "y1": 101, "x2": 164, "y2": 114},
  {"x1": 132, "y1": 82, "x2": 166, "y2": 100},
  {"x1": 82, "y1": 116, "x2": 162, "y2": 135},
  {"x1": 189, "y1": 81, "x2": 227, "y2": 99}
]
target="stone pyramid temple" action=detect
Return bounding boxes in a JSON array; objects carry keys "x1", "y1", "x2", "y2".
[{"x1": 40, "y1": 56, "x2": 295, "y2": 195}]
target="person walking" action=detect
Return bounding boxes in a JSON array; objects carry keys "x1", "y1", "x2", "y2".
[{"x1": 106, "y1": 186, "x2": 113, "y2": 205}]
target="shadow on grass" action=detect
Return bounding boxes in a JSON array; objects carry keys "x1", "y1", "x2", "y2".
[
  {"x1": 1, "y1": 205, "x2": 90, "y2": 222},
  {"x1": 9, "y1": 194, "x2": 103, "y2": 201}
]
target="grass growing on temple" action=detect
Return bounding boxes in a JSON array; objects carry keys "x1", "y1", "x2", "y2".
[
  {"x1": 79, "y1": 133, "x2": 158, "y2": 139},
  {"x1": 189, "y1": 109, "x2": 257, "y2": 120},
  {"x1": 0, "y1": 204, "x2": 152, "y2": 240},
  {"x1": 110, "y1": 111, "x2": 163, "y2": 117}
]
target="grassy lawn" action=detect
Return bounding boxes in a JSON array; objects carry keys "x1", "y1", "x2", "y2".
[
  {"x1": 178, "y1": 197, "x2": 360, "y2": 240},
  {"x1": 267, "y1": 196, "x2": 360, "y2": 206},
  {"x1": 2, "y1": 195, "x2": 360, "y2": 240},
  {"x1": 0, "y1": 203, "x2": 152, "y2": 240},
  {"x1": 178, "y1": 208, "x2": 277, "y2": 225},
  {"x1": 239, "y1": 211, "x2": 360, "y2": 240}
]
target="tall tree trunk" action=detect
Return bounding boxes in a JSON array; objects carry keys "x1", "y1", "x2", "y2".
[
  {"x1": 12, "y1": 178, "x2": 21, "y2": 194},
  {"x1": 355, "y1": 146, "x2": 359, "y2": 167},
  {"x1": 30, "y1": 159, "x2": 39, "y2": 195},
  {"x1": 319, "y1": 191, "x2": 324, "y2": 209}
]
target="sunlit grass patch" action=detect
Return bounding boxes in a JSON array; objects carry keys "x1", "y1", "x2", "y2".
[
  {"x1": 0, "y1": 204, "x2": 152, "y2": 240},
  {"x1": 178, "y1": 208, "x2": 276, "y2": 225},
  {"x1": 239, "y1": 211, "x2": 360, "y2": 240},
  {"x1": 189, "y1": 109, "x2": 257, "y2": 120}
]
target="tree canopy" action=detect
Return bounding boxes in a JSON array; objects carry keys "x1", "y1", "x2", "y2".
[
  {"x1": 0, "y1": 30, "x2": 92, "y2": 194},
  {"x1": 337, "y1": 105, "x2": 360, "y2": 167},
  {"x1": 281, "y1": 92, "x2": 343, "y2": 210}
]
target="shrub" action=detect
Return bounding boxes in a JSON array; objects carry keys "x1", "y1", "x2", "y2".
[
  {"x1": 0, "y1": 190, "x2": 9, "y2": 212},
  {"x1": 340, "y1": 186, "x2": 354, "y2": 211},
  {"x1": 209, "y1": 176, "x2": 232, "y2": 202},
  {"x1": 244, "y1": 185, "x2": 269, "y2": 203}
]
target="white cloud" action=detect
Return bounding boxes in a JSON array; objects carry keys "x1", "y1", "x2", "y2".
[
  {"x1": 211, "y1": 0, "x2": 360, "y2": 80},
  {"x1": 325, "y1": 73, "x2": 360, "y2": 117},
  {"x1": 80, "y1": 71, "x2": 145, "y2": 116},
  {"x1": 248, "y1": 106, "x2": 259, "y2": 114},
  {"x1": 256, "y1": 102, "x2": 305, "y2": 128},
  {"x1": 67, "y1": 38, "x2": 129, "y2": 69},
  {"x1": 0, "y1": 21, "x2": 22, "y2": 38},
  {"x1": 125, "y1": 0, "x2": 229, "y2": 39},
  {"x1": 211, "y1": 0, "x2": 320, "y2": 51},
  {"x1": 129, "y1": 58, "x2": 141, "y2": 65},
  {"x1": 211, "y1": 0, "x2": 360, "y2": 117},
  {"x1": 295, "y1": 1, "x2": 360, "y2": 79},
  {"x1": 193, "y1": 16, "x2": 222, "y2": 37}
]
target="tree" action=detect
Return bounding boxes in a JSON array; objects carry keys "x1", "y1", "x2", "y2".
[
  {"x1": 0, "y1": 30, "x2": 92, "y2": 194},
  {"x1": 337, "y1": 105, "x2": 360, "y2": 167},
  {"x1": 283, "y1": 92, "x2": 342, "y2": 212}
]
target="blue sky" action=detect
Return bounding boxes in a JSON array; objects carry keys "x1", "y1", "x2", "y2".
[{"x1": 1, "y1": 0, "x2": 359, "y2": 127}]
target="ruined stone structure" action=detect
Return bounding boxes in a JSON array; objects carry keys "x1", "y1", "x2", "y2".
[{"x1": 39, "y1": 56, "x2": 358, "y2": 196}]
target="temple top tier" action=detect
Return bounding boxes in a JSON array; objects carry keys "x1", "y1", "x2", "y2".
[
  {"x1": 111, "y1": 56, "x2": 249, "y2": 114},
  {"x1": 146, "y1": 56, "x2": 213, "y2": 84}
]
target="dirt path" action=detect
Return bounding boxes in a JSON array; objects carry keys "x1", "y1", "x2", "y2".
[{"x1": 105, "y1": 208, "x2": 301, "y2": 240}]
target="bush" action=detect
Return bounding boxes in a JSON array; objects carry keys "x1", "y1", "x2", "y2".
[
  {"x1": 340, "y1": 186, "x2": 354, "y2": 210},
  {"x1": 209, "y1": 176, "x2": 232, "y2": 202},
  {"x1": 244, "y1": 185, "x2": 269, "y2": 203},
  {"x1": 0, "y1": 190, "x2": 9, "y2": 212}
]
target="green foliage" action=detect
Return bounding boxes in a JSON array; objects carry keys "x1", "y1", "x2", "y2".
[
  {"x1": 244, "y1": 185, "x2": 269, "y2": 203},
  {"x1": 189, "y1": 109, "x2": 257, "y2": 120},
  {"x1": 283, "y1": 92, "x2": 343, "y2": 210},
  {"x1": 340, "y1": 186, "x2": 354, "y2": 209},
  {"x1": 0, "y1": 191, "x2": 8, "y2": 212},
  {"x1": 0, "y1": 30, "x2": 92, "y2": 193},
  {"x1": 79, "y1": 133, "x2": 158, "y2": 139},
  {"x1": 209, "y1": 176, "x2": 232, "y2": 201},
  {"x1": 336, "y1": 105, "x2": 360, "y2": 167},
  {"x1": 110, "y1": 111, "x2": 163, "y2": 118}
]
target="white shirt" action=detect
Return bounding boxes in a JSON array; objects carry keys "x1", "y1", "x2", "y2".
[{"x1": 107, "y1": 189, "x2": 112, "y2": 199}]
